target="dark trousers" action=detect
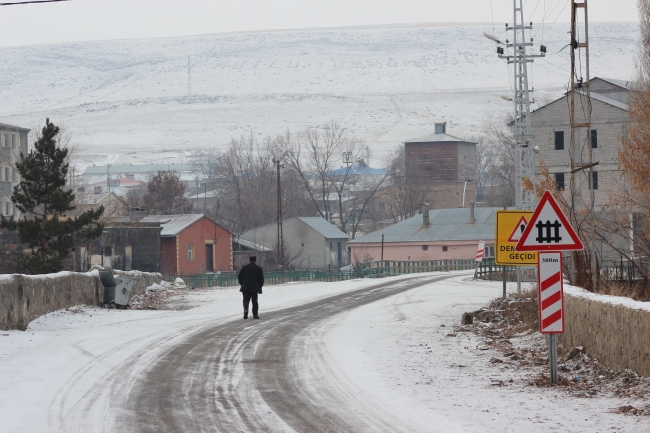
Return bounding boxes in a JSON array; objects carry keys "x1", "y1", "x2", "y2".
[{"x1": 243, "y1": 292, "x2": 259, "y2": 316}]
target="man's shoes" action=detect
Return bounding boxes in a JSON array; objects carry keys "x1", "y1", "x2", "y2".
[
  {"x1": 244, "y1": 312, "x2": 248, "y2": 319},
  {"x1": 253, "y1": 315, "x2": 260, "y2": 319}
]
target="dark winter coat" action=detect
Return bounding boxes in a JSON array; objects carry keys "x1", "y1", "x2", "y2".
[{"x1": 238, "y1": 262, "x2": 264, "y2": 294}]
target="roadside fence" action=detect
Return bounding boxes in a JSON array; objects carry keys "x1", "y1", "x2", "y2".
[{"x1": 165, "y1": 269, "x2": 362, "y2": 288}]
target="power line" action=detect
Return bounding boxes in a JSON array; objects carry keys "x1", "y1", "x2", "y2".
[{"x1": 0, "y1": 0, "x2": 69, "y2": 5}]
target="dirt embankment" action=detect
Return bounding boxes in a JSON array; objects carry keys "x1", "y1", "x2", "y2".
[{"x1": 460, "y1": 291, "x2": 650, "y2": 417}]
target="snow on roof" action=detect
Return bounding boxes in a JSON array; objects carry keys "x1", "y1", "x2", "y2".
[
  {"x1": 234, "y1": 238, "x2": 273, "y2": 252},
  {"x1": 75, "y1": 190, "x2": 120, "y2": 206},
  {"x1": 140, "y1": 214, "x2": 205, "y2": 236},
  {"x1": 298, "y1": 217, "x2": 349, "y2": 239},
  {"x1": 404, "y1": 132, "x2": 475, "y2": 144},
  {"x1": 349, "y1": 207, "x2": 499, "y2": 244}
]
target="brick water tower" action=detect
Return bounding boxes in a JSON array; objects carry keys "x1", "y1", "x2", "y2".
[{"x1": 404, "y1": 123, "x2": 477, "y2": 209}]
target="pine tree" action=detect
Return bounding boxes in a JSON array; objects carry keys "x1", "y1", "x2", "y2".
[{"x1": 0, "y1": 119, "x2": 104, "y2": 274}]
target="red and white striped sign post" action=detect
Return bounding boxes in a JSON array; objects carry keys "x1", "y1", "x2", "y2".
[
  {"x1": 538, "y1": 252, "x2": 564, "y2": 333},
  {"x1": 516, "y1": 191, "x2": 584, "y2": 385}
]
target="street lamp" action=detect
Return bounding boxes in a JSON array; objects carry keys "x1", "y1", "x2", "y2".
[
  {"x1": 272, "y1": 150, "x2": 288, "y2": 269},
  {"x1": 462, "y1": 179, "x2": 475, "y2": 208},
  {"x1": 342, "y1": 151, "x2": 354, "y2": 235}
]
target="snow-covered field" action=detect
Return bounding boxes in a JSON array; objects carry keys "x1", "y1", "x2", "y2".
[
  {"x1": 0, "y1": 22, "x2": 639, "y2": 170},
  {"x1": 1, "y1": 272, "x2": 647, "y2": 432}
]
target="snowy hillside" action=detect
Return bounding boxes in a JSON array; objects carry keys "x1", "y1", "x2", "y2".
[{"x1": 0, "y1": 22, "x2": 639, "y2": 169}]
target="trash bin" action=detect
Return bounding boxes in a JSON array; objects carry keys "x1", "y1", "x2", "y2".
[
  {"x1": 98, "y1": 270, "x2": 135, "y2": 309},
  {"x1": 114, "y1": 275, "x2": 134, "y2": 307}
]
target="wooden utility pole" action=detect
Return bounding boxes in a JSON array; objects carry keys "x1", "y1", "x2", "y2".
[{"x1": 569, "y1": 0, "x2": 597, "y2": 289}]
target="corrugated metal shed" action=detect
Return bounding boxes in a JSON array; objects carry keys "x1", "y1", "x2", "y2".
[
  {"x1": 298, "y1": 217, "x2": 349, "y2": 239},
  {"x1": 349, "y1": 207, "x2": 500, "y2": 244},
  {"x1": 140, "y1": 214, "x2": 204, "y2": 237}
]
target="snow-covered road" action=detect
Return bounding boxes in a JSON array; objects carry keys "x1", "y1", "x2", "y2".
[{"x1": 1, "y1": 272, "x2": 648, "y2": 432}]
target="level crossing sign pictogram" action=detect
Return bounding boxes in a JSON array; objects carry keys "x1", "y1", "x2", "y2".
[
  {"x1": 515, "y1": 190, "x2": 584, "y2": 252},
  {"x1": 507, "y1": 215, "x2": 528, "y2": 243},
  {"x1": 537, "y1": 252, "x2": 565, "y2": 333}
]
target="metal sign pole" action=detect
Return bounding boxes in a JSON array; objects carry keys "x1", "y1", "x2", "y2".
[
  {"x1": 517, "y1": 267, "x2": 522, "y2": 294},
  {"x1": 549, "y1": 334, "x2": 558, "y2": 384}
]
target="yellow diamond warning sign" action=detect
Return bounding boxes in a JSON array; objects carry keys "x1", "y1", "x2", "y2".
[{"x1": 495, "y1": 210, "x2": 538, "y2": 265}]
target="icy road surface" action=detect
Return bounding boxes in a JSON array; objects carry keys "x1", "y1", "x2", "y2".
[{"x1": 1, "y1": 272, "x2": 647, "y2": 432}]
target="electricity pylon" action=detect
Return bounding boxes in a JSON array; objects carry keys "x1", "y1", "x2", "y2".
[{"x1": 497, "y1": 0, "x2": 546, "y2": 211}]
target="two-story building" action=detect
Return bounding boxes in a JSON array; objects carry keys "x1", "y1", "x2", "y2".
[
  {"x1": 0, "y1": 122, "x2": 30, "y2": 219},
  {"x1": 530, "y1": 77, "x2": 630, "y2": 209}
]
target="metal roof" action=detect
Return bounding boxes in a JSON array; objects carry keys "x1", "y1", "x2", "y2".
[
  {"x1": 404, "y1": 132, "x2": 475, "y2": 144},
  {"x1": 140, "y1": 214, "x2": 204, "y2": 237},
  {"x1": 597, "y1": 77, "x2": 630, "y2": 90},
  {"x1": 0, "y1": 122, "x2": 30, "y2": 132},
  {"x1": 83, "y1": 163, "x2": 196, "y2": 175},
  {"x1": 348, "y1": 207, "x2": 500, "y2": 244},
  {"x1": 327, "y1": 165, "x2": 387, "y2": 176},
  {"x1": 298, "y1": 217, "x2": 349, "y2": 239},
  {"x1": 581, "y1": 91, "x2": 629, "y2": 111},
  {"x1": 234, "y1": 238, "x2": 273, "y2": 252}
]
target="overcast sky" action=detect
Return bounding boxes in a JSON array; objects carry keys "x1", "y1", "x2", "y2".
[{"x1": 0, "y1": 0, "x2": 640, "y2": 47}]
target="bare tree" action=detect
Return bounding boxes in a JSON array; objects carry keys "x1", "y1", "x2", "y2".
[
  {"x1": 482, "y1": 114, "x2": 516, "y2": 207},
  {"x1": 190, "y1": 148, "x2": 222, "y2": 179},
  {"x1": 143, "y1": 170, "x2": 192, "y2": 215},
  {"x1": 381, "y1": 145, "x2": 426, "y2": 223},
  {"x1": 278, "y1": 121, "x2": 389, "y2": 237}
]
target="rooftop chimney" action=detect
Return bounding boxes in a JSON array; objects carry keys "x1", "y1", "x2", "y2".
[
  {"x1": 470, "y1": 201, "x2": 476, "y2": 223},
  {"x1": 93, "y1": 186, "x2": 102, "y2": 194},
  {"x1": 434, "y1": 122, "x2": 447, "y2": 134},
  {"x1": 422, "y1": 203, "x2": 430, "y2": 227}
]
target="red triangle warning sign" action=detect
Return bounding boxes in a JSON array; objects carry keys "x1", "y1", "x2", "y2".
[
  {"x1": 507, "y1": 216, "x2": 528, "y2": 243},
  {"x1": 515, "y1": 190, "x2": 584, "y2": 252}
]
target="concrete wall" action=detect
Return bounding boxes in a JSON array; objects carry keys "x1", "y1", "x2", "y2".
[
  {"x1": 560, "y1": 291, "x2": 650, "y2": 377},
  {"x1": 0, "y1": 270, "x2": 162, "y2": 331}
]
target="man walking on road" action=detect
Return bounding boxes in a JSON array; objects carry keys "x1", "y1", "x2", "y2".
[{"x1": 238, "y1": 256, "x2": 264, "y2": 319}]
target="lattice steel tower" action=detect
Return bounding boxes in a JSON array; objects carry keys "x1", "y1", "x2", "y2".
[{"x1": 498, "y1": 0, "x2": 546, "y2": 210}]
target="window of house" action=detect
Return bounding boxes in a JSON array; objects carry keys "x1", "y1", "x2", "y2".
[
  {"x1": 590, "y1": 172, "x2": 599, "y2": 190},
  {"x1": 422, "y1": 245, "x2": 428, "y2": 251},
  {"x1": 330, "y1": 242, "x2": 333, "y2": 249},
  {"x1": 187, "y1": 244, "x2": 195, "y2": 261},
  {"x1": 486, "y1": 246, "x2": 494, "y2": 258},
  {"x1": 554, "y1": 173, "x2": 565, "y2": 191},
  {"x1": 5, "y1": 168, "x2": 9, "y2": 182},
  {"x1": 11, "y1": 134, "x2": 15, "y2": 148},
  {"x1": 591, "y1": 130, "x2": 597, "y2": 149},
  {"x1": 554, "y1": 131, "x2": 564, "y2": 150},
  {"x1": 442, "y1": 246, "x2": 448, "y2": 252},
  {"x1": 4, "y1": 202, "x2": 9, "y2": 216},
  {"x1": 378, "y1": 202, "x2": 386, "y2": 210}
]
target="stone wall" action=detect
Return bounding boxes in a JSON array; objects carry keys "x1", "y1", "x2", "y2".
[
  {"x1": 560, "y1": 290, "x2": 650, "y2": 377},
  {"x1": 0, "y1": 270, "x2": 162, "y2": 331}
]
